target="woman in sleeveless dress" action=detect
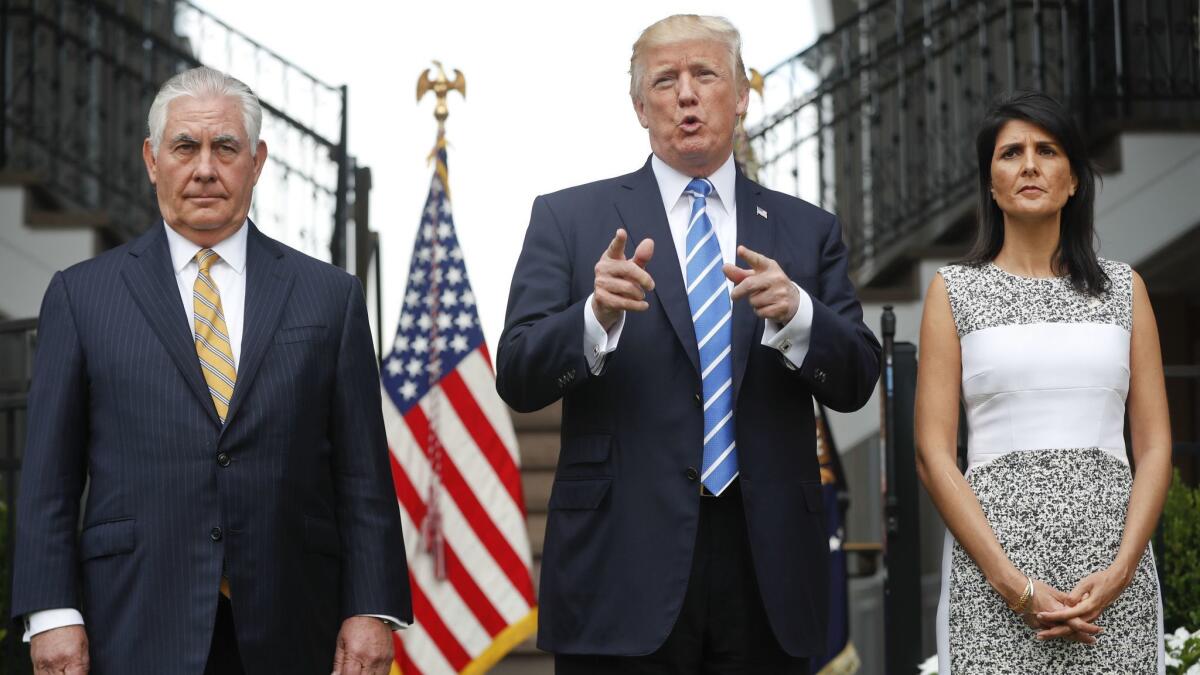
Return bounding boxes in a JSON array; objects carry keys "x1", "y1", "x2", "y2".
[{"x1": 915, "y1": 91, "x2": 1171, "y2": 673}]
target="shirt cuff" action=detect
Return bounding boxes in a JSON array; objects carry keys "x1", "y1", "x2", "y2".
[
  {"x1": 361, "y1": 614, "x2": 409, "y2": 631},
  {"x1": 583, "y1": 293, "x2": 625, "y2": 375},
  {"x1": 24, "y1": 608, "x2": 85, "y2": 642},
  {"x1": 760, "y1": 282, "x2": 813, "y2": 370}
]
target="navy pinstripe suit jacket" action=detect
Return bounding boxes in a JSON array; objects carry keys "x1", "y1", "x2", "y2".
[{"x1": 12, "y1": 222, "x2": 412, "y2": 674}]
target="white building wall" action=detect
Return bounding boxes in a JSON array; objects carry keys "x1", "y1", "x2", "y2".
[{"x1": 0, "y1": 186, "x2": 97, "y2": 320}]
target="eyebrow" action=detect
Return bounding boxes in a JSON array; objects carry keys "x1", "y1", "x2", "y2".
[
  {"x1": 997, "y1": 139, "x2": 1062, "y2": 152},
  {"x1": 167, "y1": 133, "x2": 242, "y2": 146}
]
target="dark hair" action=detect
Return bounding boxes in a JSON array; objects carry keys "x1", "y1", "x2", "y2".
[{"x1": 962, "y1": 90, "x2": 1107, "y2": 296}]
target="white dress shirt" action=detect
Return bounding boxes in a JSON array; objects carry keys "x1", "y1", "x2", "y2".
[
  {"x1": 26, "y1": 221, "x2": 404, "y2": 640},
  {"x1": 584, "y1": 152, "x2": 814, "y2": 373}
]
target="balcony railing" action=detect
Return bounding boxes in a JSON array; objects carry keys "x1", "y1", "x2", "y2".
[
  {"x1": 0, "y1": 0, "x2": 364, "y2": 267},
  {"x1": 748, "y1": 0, "x2": 1200, "y2": 287}
]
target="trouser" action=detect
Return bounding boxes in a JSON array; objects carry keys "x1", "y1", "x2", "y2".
[{"x1": 555, "y1": 481, "x2": 809, "y2": 675}]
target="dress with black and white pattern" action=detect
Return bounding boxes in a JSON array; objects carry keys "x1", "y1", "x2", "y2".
[{"x1": 934, "y1": 259, "x2": 1164, "y2": 674}]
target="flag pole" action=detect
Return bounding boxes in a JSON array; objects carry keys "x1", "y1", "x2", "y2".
[{"x1": 415, "y1": 62, "x2": 466, "y2": 581}]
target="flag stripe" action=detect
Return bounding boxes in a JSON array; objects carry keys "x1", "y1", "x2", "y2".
[
  {"x1": 439, "y1": 369, "x2": 526, "y2": 512},
  {"x1": 389, "y1": 453, "x2": 510, "y2": 637},
  {"x1": 399, "y1": 616, "x2": 456, "y2": 675},
  {"x1": 386, "y1": 401, "x2": 531, "y2": 624},
  {"x1": 400, "y1": 507, "x2": 492, "y2": 654},
  {"x1": 392, "y1": 633, "x2": 421, "y2": 675},
  {"x1": 421, "y1": 387, "x2": 532, "y2": 568},
  {"x1": 410, "y1": 571, "x2": 472, "y2": 671},
  {"x1": 402, "y1": 405, "x2": 537, "y2": 605},
  {"x1": 458, "y1": 348, "x2": 521, "y2": 464}
]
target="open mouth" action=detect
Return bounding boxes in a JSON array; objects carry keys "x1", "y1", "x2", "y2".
[{"x1": 679, "y1": 115, "x2": 702, "y2": 132}]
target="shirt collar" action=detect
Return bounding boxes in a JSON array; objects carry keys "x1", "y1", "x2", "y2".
[
  {"x1": 650, "y1": 152, "x2": 737, "y2": 217},
  {"x1": 163, "y1": 220, "x2": 249, "y2": 275}
]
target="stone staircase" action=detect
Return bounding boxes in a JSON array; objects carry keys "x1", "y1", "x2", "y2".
[{"x1": 490, "y1": 401, "x2": 561, "y2": 675}]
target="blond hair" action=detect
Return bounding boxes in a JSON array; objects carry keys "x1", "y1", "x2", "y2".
[{"x1": 629, "y1": 14, "x2": 748, "y2": 99}]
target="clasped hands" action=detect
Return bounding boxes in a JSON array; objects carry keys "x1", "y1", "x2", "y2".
[
  {"x1": 1015, "y1": 566, "x2": 1131, "y2": 644},
  {"x1": 592, "y1": 228, "x2": 799, "y2": 331}
]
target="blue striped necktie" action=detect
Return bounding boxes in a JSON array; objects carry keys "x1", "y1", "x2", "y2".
[{"x1": 684, "y1": 178, "x2": 737, "y2": 495}]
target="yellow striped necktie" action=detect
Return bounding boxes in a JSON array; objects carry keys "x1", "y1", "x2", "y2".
[{"x1": 193, "y1": 249, "x2": 237, "y2": 424}]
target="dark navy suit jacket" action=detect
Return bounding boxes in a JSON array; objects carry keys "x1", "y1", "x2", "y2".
[
  {"x1": 496, "y1": 159, "x2": 880, "y2": 657},
  {"x1": 12, "y1": 222, "x2": 412, "y2": 674}
]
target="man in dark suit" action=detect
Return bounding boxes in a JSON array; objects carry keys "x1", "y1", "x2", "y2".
[
  {"x1": 11, "y1": 67, "x2": 411, "y2": 675},
  {"x1": 496, "y1": 15, "x2": 880, "y2": 674}
]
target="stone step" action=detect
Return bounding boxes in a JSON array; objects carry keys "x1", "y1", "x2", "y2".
[
  {"x1": 526, "y1": 512, "x2": 547, "y2": 558},
  {"x1": 522, "y1": 468, "x2": 555, "y2": 513},
  {"x1": 494, "y1": 402, "x2": 559, "y2": 672},
  {"x1": 490, "y1": 652, "x2": 554, "y2": 675},
  {"x1": 27, "y1": 208, "x2": 109, "y2": 228},
  {"x1": 516, "y1": 428, "x2": 560, "y2": 470},
  {"x1": 509, "y1": 400, "x2": 562, "y2": 431}
]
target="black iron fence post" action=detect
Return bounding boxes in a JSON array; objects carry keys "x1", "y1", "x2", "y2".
[
  {"x1": 881, "y1": 306, "x2": 924, "y2": 674},
  {"x1": 0, "y1": 318, "x2": 37, "y2": 675},
  {"x1": 332, "y1": 83, "x2": 349, "y2": 269}
]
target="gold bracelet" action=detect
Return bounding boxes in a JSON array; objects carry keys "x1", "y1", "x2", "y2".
[{"x1": 1008, "y1": 576, "x2": 1033, "y2": 613}]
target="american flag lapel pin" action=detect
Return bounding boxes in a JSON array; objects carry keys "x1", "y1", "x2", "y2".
[{"x1": 756, "y1": 206, "x2": 768, "y2": 219}]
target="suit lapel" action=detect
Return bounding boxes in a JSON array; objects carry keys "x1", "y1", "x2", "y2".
[
  {"x1": 731, "y1": 171, "x2": 772, "y2": 402},
  {"x1": 613, "y1": 159, "x2": 701, "y2": 375},
  {"x1": 220, "y1": 223, "x2": 294, "y2": 436},
  {"x1": 121, "y1": 223, "x2": 221, "y2": 425}
]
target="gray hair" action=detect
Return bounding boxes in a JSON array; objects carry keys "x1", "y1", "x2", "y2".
[
  {"x1": 629, "y1": 14, "x2": 748, "y2": 100},
  {"x1": 147, "y1": 66, "x2": 262, "y2": 156}
]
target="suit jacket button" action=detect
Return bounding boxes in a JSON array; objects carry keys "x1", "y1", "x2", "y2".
[
  {"x1": 685, "y1": 467, "x2": 699, "y2": 481},
  {"x1": 210, "y1": 527, "x2": 223, "y2": 542},
  {"x1": 693, "y1": 392, "x2": 702, "y2": 408},
  {"x1": 216, "y1": 452, "x2": 231, "y2": 467}
]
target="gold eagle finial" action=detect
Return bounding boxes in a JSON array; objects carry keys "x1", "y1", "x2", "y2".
[{"x1": 417, "y1": 61, "x2": 466, "y2": 133}]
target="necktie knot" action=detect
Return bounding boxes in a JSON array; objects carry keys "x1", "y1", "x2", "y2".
[
  {"x1": 685, "y1": 177, "x2": 713, "y2": 200},
  {"x1": 195, "y1": 248, "x2": 220, "y2": 274}
]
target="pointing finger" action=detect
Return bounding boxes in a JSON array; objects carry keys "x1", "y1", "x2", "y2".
[
  {"x1": 723, "y1": 263, "x2": 752, "y2": 286},
  {"x1": 632, "y1": 238, "x2": 655, "y2": 273},
  {"x1": 738, "y1": 245, "x2": 772, "y2": 272},
  {"x1": 604, "y1": 229, "x2": 628, "y2": 260}
]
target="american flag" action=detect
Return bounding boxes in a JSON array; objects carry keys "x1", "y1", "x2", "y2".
[{"x1": 381, "y1": 144, "x2": 537, "y2": 674}]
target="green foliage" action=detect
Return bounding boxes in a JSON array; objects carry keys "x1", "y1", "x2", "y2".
[{"x1": 1163, "y1": 470, "x2": 1200, "y2": 632}]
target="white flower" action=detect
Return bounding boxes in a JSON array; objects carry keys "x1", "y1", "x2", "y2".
[
  {"x1": 1184, "y1": 663, "x2": 1200, "y2": 675},
  {"x1": 1167, "y1": 626, "x2": 1191, "y2": 651},
  {"x1": 917, "y1": 655, "x2": 938, "y2": 675}
]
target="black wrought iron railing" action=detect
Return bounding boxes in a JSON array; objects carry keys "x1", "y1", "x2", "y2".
[
  {"x1": 748, "y1": 0, "x2": 1200, "y2": 287},
  {"x1": 0, "y1": 0, "x2": 368, "y2": 272},
  {"x1": 0, "y1": 318, "x2": 35, "y2": 675}
]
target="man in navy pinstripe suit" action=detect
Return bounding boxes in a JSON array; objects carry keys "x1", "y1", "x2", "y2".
[{"x1": 12, "y1": 67, "x2": 411, "y2": 675}]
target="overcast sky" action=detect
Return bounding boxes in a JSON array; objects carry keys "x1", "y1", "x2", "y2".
[{"x1": 191, "y1": 0, "x2": 819, "y2": 356}]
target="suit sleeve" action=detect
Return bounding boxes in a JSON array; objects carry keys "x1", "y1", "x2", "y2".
[
  {"x1": 794, "y1": 215, "x2": 881, "y2": 412},
  {"x1": 496, "y1": 195, "x2": 592, "y2": 413},
  {"x1": 330, "y1": 279, "x2": 413, "y2": 623},
  {"x1": 11, "y1": 273, "x2": 89, "y2": 621}
]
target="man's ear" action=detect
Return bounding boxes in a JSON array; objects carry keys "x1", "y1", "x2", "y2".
[
  {"x1": 142, "y1": 138, "x2": 158, "y2": 186},
  {"x1": 633, "y1": 95, "x2": 649, "y2": 129},
  {"x1": 735, "y1": 85, "x2": 749, "y2": 118},
  {"x1": 251, "y1": 140, "x2": 268, "y2": 184}
]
